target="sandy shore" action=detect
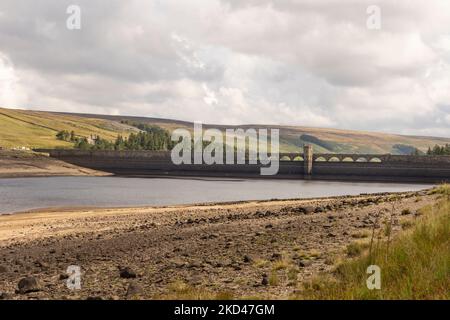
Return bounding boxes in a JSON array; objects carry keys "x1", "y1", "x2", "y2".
[
  {"x1": 0, "y1": 150, "x2": 108, "y2": 178},
  {"x1": 0, "y1": 189, "x2": 434, "y2": 300}
]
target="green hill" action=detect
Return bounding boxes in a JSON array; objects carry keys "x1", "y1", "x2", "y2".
[
  {"x1": 1, "y1": 107, "x2": 449, "y2": 154},
  {"x1": 0, "y1": 107, "x2": 138, "y2": 149}
]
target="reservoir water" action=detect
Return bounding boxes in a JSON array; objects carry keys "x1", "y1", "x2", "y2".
[{"x1": 0, "y1": 176, "x2": 432, "y2": 214}]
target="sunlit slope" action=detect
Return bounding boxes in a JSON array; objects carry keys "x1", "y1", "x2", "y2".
[
  {"x1": 77, "y1": 115, "x2": 449, "y2": 154},
  {"x1": 277, "y1": 126, "x2": 450, "y2": 154},
  {"x1": 0, "y1": 107, "x2": 138, "y2": 149},
  {"x1": 89, "y1": 116, "x2": 450, "y2": 154},
  {"x1": 1, "y1": 107, "x2": 449, "y2": 153}
]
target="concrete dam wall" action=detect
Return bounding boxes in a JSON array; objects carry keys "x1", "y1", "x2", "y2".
[{"x1": 36, "y1": 149, "x2": 450, "y2": 183}]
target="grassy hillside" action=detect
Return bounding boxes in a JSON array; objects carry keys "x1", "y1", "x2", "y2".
[
  {"x1": 0, "y1": 108, "x2": 138, "y2": 149},
  {"x1": 70, "y1": 111, "x2": 450, "y2": 154},
  {"x1": 1, "y1": 107, "x2": 450, "y2": 153}
]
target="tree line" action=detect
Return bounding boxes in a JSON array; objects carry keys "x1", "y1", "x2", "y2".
[
  {"x1": 56, "y1": 130, "x2": 77, "y2": 142},
  {"x1": 426, "y1": 144, "x2": 450, "y2": 156},
  {"x1": 55, "y1": 123, "x2": 175, "y2": 151},
  {"x1": 394, "y1": 144, "x2": 450, "y2": 156}
]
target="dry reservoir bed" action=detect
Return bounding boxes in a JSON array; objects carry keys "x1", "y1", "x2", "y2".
[{"x1": 0, "y1": 190, "x2": 434, "y2": 300}]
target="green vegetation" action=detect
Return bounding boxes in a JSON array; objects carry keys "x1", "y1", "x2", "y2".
[
  {"x1": 351, "y1": 230, "x2": 370, "y2": 239},
  {"x1": 67, "y1": 128, "x2": 174, "y2": 151},
  {"x1": 56, "y1": 130, "x2": 75, "y2": 142},
  {"x1": 426, "y1": 144, "x2": 450, "y2": 156},
  {"x1": 53, "y1": 120, "x2": 175, "y2": 151},
  {"x1": 431, "y1": 184, "x2": 450, "y2": 196},
  {"x1": 116, "y1": 123, "x2": 175, "y2": 150},
  {"x1": 272, "y1": 258, "x2": 290, "y2": 271},
  {"x1": 156, "y1": 280, "x2": 234, "y2": 300},
  {"x1": 73, "y1": 136, "x2": 113, "y2": 150},
  {"x1": 0, "y1": 107, "x2": 137, "y2": 149},
  {"x1": 2, "y1": 107, "x2": 450, "y2": 154},
  {"x1": 392, "y1": 144, "x2": 424, "y2": 155},
  {"x1": 268, "y1": 272, "x2": 279, "y2": 286},
  {"x1": 297, "y1": 185, "x2": 450, "y2": 299},
  {"x1": 345, "y1": 242, "x2": 366, "y2": 257}
]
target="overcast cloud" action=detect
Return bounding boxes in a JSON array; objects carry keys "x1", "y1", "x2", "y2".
[{"x1": 0, "y1": 0, "x2": 449, "y2": 136}]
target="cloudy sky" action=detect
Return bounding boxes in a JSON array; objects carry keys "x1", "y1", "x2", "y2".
[{"x1": 1, "y1": 0, "x2": 450, "y2": 137}]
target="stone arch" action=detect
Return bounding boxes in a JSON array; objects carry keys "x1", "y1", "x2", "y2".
[
  {"x1": 328, "y1": 156, "x2": 340, "y2": 162},
  {"x1": 293, "y1": 156, "x2": 304, "y2": 161},
  {"x1": 280, "y1": 156, "x2": 291, "y2": 161},
  {"x1": 315, "y1": 156, "x2": 327, "y2": 162},
  {"x1": 356, "y1": 157, "x2": 368, "y2": 162},
  {"x1": 369, "y1": 157, "x2": 382, "y2": 163},
  {"x1": 342, "y1": 157, "x2": 354, "y2": 162}
]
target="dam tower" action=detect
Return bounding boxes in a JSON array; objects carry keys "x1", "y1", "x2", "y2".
[{"x1": 303, "y1": 144, "x2": 313, "y2": 177}]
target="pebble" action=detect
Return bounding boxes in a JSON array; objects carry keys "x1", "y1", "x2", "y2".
[
  {"x1": 119, "y1": 267, "x2": 137, "y2": 279},
  {"x1": 126, "y1": 282, "x2": 142, "y2": 299},
  {"x1": 17, "y1": 277, "x2": 40, "y2": 294},
  {"x1": 261, "y1": 274, "x2": 268, "y2": 286}
]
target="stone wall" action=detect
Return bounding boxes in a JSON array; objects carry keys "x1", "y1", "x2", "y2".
[{"x1": 36, "y1": 149, "x2": 450, "y2": 183}]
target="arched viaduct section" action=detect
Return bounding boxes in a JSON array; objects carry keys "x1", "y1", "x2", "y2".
[
  {"x1": 279, "y1": 153, "x2": 388, "y2": 163},
  {"x1": 36, "y1": 149, "x2": 450, "y2": 183}
]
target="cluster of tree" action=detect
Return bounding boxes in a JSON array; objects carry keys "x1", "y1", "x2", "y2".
[
  {"x1": 392, "y1": 143, "x2": 450, "y2": 156},
  {"x1": 56, "y1": 130, "x2": 77, "y2": 142},
  {"x1": 118, "y1": 121, "x2": 175, "y2": 150},
  {"x1": 426, "y1": 144, "x2": 450, "y2": 156},
  {"x1": 56, "y1": 130, "x2": 103, "y2": 150},
  {"x1": 114, "y1": 131, "x2": 174, "y2": 150},
  {"x1": 73, "y1": 136, "x2": 114, "y2": 150},
  {"x1": 56, "y1": 130, "x2": 95, "y2": 150},
  {"x1": 62, "y1": 123, "x2": 175, "y2": 151}
]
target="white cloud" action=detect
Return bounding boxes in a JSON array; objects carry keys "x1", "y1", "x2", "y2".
[
  {"x1": 0, "y1": 0, "x2": 449, "y2": 136},
  {"x1": 202, "y1": 84, "x2": 218, "y2": 106},
  {"x1": 0, "y1": 53, "x2": 27, "y2": 107}
]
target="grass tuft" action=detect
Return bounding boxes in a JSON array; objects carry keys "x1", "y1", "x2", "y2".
[
  {"x1": 346, "y1": 242, "x2": 367, "y2": 257},
  {"x1": 268, "y1": 272, "x2": 279, "y2": 286},
  {"x1": 158, "y1": 280, "x2": 235, "y2": 300},
  {"x1": 296, "y1": 193, "x2": 450, "y2": 300}
]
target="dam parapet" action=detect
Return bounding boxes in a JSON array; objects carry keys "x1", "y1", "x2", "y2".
[{"x1": 35, "y1": 149, "x2": 450, "y2": 183}]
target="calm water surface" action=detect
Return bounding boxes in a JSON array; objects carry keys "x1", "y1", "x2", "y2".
[{"x1": 0, "y1": 176, "x2": 432, "y2": 214}]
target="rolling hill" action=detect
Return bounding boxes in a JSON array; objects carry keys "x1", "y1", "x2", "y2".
[
  {"x1": 0, "y1": 107, "x2": 138, "y2": 149},
  {"x1": 1, "y1": 107, "x2": 449, "y2": 154}
]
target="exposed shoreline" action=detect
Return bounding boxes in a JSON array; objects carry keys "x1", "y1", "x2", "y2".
[
  {"x1": 0, "y1": 150, "x2": 109, "y2": 178},
  {"x1": 3, "y1": 187, "x2": 432, "y2": 217},
  {"x1": 0, "y1": 188, "x2": 434, "y2": 300}
]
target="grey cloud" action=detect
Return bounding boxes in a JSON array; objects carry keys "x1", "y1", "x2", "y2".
[{"x1": 0, "y1": 0, "x2": 449, "y2": 136}]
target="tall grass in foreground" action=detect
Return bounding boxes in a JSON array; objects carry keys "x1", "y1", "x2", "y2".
[
  {"x1": 298, "y1": 185, "x2": 449, "y2": 300},
  {"x1": 154, "y1": 280, "x2": 236, "y2": 300}
]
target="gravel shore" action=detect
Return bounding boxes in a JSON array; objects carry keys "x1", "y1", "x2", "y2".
[{"x1": 0, "y1": 189, "x2": 433, "y2": 300}]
